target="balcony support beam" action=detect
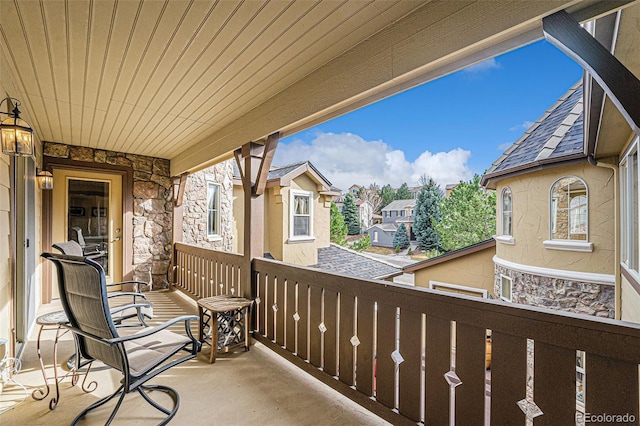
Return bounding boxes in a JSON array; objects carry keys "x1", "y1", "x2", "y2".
[
  {"x1": 239, "y1": 141, "x2": 265, "y2": 299},
  {"x1": 543, "y1": 9, "x2": 640, "y2": 138}
]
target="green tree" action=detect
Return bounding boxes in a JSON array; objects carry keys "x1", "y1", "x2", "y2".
[
  {"x1": 330, "y1": 201, "x2": 348, "y2": 245},
  {"x1": 379, "y1": 184, "x2": 396, "y2": 212},
  {"x1": 342, "y1": 193, "x2": 361, "y2": 235},
  {"x1": 395, "y1": 182, "x2": 413, "y2": 200},
  {"x1": 350, "y1": 235, "x2": 371, "y2": 252},
  {"x1": 414, "y1": 178, "x2": 443, "y2": 251},
  {"x1": 392, "y1": 223, "x2": 410, "y2": 249},
  {"x1": 434, "y1": 175, "x2": 496, "y2": 251}
]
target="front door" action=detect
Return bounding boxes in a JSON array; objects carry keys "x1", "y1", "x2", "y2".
[{"x1": 52, "y1": 169, "x2": 123, "y2": 295}]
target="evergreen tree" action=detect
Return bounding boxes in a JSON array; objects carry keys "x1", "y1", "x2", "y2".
[
  {"x1": 379, "y1": 184, "x2": 396, "y2": 212},
  {"x1": 434, "y1": 175, "x2": 496, "y2": 251},
  {"x1": 330, "y1": 201, "x2": 348, "y2": 245},
  {"x1": 395, "y1": 182, "x2": 413, "y2": 200},
  {"x1": 342, "y1": 193, "x2": 361, "y2": 235},
  {"x1": 392, "y1": 223, "x2": 410, "y2": 249},
  {"x1": 413, "y1": 178, "x2": 443, "y2": 251}
]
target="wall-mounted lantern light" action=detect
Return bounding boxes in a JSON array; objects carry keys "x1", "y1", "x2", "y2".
[
  {"x1": 0, "y1": 97, "x2": 34, "y2": 157},
  {"x1": 37, "y1": 169, "x2": 53, "y2": 190}
]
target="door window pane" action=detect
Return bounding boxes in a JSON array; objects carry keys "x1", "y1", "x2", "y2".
[{"x1": 67, "y1": 179, "x2": 109, "y2": 274}]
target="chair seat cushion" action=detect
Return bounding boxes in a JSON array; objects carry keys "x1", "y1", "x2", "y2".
[{"x1": 125, "y1": 329, "x2": 192, "y2": 376}]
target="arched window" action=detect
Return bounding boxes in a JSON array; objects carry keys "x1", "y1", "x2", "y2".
[
  {"x1": 501, "y1": 187, "x2": 512, "y2": 236},
  {"x1": 550, "y1": 176, "x2": 587, "y2": 241}
]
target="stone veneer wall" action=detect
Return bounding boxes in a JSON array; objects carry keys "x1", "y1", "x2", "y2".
[
  {"x1": 181, "y1": 160, "x2": 234, "y2": 251},
  {"x1": 44, "y1": 142, "x2": 173, "y2": 289},
  {"x1": 495, "y1": 264, "x2": 614, "y2": 318}
]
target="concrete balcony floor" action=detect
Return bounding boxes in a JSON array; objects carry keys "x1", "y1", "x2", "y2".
[{"x1": 1, "y1": 290, "x2": 388, "y2": 425}]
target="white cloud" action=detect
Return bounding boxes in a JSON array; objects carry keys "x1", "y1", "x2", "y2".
[
  {"x1": 273, "y1": 132, "x2": 473, "y2": 191},
  {"x1": 509, "y1": 120, "x2": 534, "y2": 131},
  {"x1": 462, "y1": 58, "x2": 501, "y2": 75},
  {"x1": 498, "y1": 142, "x2": 512, "y2": 151}
]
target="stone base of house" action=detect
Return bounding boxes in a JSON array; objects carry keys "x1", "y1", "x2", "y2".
[{"x1": 494, "y1": 264, "x2": 615, "y2": 318}]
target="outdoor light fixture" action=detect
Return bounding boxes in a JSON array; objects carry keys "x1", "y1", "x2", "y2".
[
  {"x1": 0, "y1": 97, "x2": 34, "y2": 157},
  {"x1": 37, "y1": 169, "x2": 53, "y2": 190}
]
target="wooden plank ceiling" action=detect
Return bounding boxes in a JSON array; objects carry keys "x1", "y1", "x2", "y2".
[{"x1": 0, "y1": 0, "x2": 625, "y2": 175}]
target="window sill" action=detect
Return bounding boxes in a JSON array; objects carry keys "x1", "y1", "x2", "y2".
[
  {"x1": 494, "y1": 235, "x2": 514, "y2": 245},
  {"x1": 287, "y1": 236, "x2": 315, "y2": 244},
  {"x1": 207, "y1": 235, "x2": 222, "y2": 242},
  {"x1": 543, "y1": 240, "x2": 593, "y2": 252}
]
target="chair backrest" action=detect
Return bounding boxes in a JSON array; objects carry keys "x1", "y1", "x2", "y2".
[
  {"x1": 71, "y1": 227, "x2": 87, "y2": 247},
  {"x1": 41, "y1": 252, "x2": 125, "y2": 372},
  {"x1": 52, "y1": 240, "x2": 84, "y2": 256}
]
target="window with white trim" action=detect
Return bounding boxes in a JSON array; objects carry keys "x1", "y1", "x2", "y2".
[
  {"x1": 621, "y1": 141, "x2": 639, "y2": 272},
  {"x1": 550, "y1": 176, "x2": 588, "y2": 241},
  {"x1": 373, "y1": 231, "x2": 378, "y2": 243},
  {"x1": 500, "y1": 275, "x2": 512, "y2": 302},
  {"x1": 290, "y1": 190, "x2": 313, "y2": 239},
  {"x1": 207, "y1": 182, "x2": 220, "y2": 237},
  {"x1": 501, "y1": 187, "x2": 512, "y2": 236}
]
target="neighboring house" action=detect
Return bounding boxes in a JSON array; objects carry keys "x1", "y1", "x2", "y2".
[
  {"x1": 312, "y1": 243, "x2": 402, "y2": 281},
  {"x1": 481, "y1": 82, "x2": 615, "y2": 318},
  {"x1": 184, "y1": 160, "x2": 339, "y2": 267},
  {"x1": 348, "y1": 184, "x2": 362, "y2": 196},
  {"x1": 233, "y1": 161, "x2": 339, "y2": 266},
  {"x1": 355, "y1": 199, "x2": 374, "y2": 233},
  {"x1": 368, "y1": 199, "x2": 416, "y2": 247},
  {"x1": 334, "y1": 195, "x2": 374, "y2": 234},
  {"x1": 404, "y1": 239, "x2": 496, "y2": 298}
]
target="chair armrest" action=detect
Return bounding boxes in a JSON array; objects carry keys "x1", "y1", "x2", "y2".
[
  {"x1": 107, "y1": 280, "x2": 151, "y2": 292},
  {"x1": 109, "y1": 315, "x2": 199, "y2": 344},
  {"x1": 108, "y1": 302, "x2": 153, "y2": 317},
  {"x1": 107, "y1": 292, "x2": 149, "y2": 301}
]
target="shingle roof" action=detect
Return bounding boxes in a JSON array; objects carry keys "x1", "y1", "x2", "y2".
[
  {"x1": 382, "y1": 199, "x2": 416, "y2": 211},
  {"x1": 485, "y1": 82, "x2": 584, "y2": 177},
  {"x1": 312, "y1": 244, "x2": 401, "y2": 280},
  {"x1": 233, "y1": 160, "x2": 333, "y2": 187}
]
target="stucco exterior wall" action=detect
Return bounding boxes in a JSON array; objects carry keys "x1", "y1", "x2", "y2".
[
  {"x1": 495, "y1": 163, "x2": 614, "y2": 275},
  {"x1": 182, "y1": 160, "x2": 234, "y2": 252},
  {"x1": 413, "y1": 246, "x2": 495, "y2": 295},
  {"x1": 279, "y1": 174, "x2": 329, "y2": 266},
  {"x1": 621, "y1": 275, "x2": 640, "y2": 323},
  {"x1": 0, "y1": 152, "x2": 11, "y2": 348}
]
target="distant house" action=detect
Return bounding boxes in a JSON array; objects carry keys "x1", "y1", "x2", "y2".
[
  {"x1": 367, "y1": 199, "x2": 416, "y2": 247},
  {"x1": 335, "y1": 195, "x2": 374, "y2": 234}
]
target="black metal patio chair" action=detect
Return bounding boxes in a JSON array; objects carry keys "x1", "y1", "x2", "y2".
[
  {"x1": 53, "y1": 240, "x2": 153, "y2": 327},
  {"x1": 42, "y1": 252, "x2": 200, "y2": 425}
]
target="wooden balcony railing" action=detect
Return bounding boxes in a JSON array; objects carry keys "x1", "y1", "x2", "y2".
[
  {"x1": 173, "y1": 242, "x2": 246, "y2": 300},
  {"x1": 173, "y1": 245, "x2": 640, "y2": 424}
]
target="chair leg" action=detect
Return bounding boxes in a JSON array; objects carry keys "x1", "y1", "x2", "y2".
[
  {"x1": 137, "y1": 384, "x2": 180, "y2": 426},
  {"x1": 71, "y1": 384, "x2": 125, "y2": 426}
]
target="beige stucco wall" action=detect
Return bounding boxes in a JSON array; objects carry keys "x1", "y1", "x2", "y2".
[
  {"x1": 413, "y1": 245, "x2": 496, "y2": 296},
  {"x1": 0, "y1": 152, "x2": 11, "y2": 348},
  {"x1": 495, "y1": 163, "x2": 615, "y2": 275},
  {"x1": 621, "y1": 275, "x2": 640, "y2": 323}
]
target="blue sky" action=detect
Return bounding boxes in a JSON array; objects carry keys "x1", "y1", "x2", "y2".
[{"x1": 273, "y1": 40, "x2": 583, "y2": 191}]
